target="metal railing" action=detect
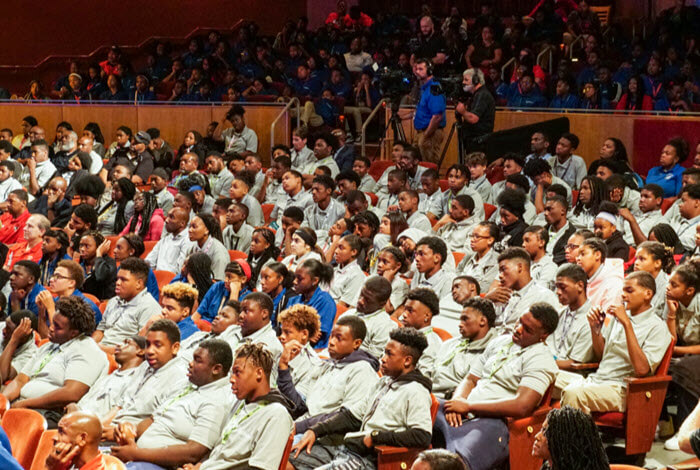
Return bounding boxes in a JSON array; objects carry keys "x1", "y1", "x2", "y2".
[
  {"x1": 536, "y1": 45, "x2": 554, "y2": 75},
  {"x1": 360, "y1": 98, "x2": 388, "y2": 158},
  {"x1": 269, "y1": 97, "x2": 299, "y2": 153},
  {"x1": 500, "y1": 56, "x2": 516, "y2": 81},
  {"x1": 569, "y1": 34, "x2": 585, "y2": 59}
]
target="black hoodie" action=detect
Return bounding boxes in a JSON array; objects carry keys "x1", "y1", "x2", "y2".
[
  {"x1": 251, "y1": 389, "x2": 296, "y2": 415},
  {"x1": 278, "y1": 348, "x2": 380, "y2": 421},
  {"x1": 309, "y1": 369, "x2": 433, "y2": 456}
]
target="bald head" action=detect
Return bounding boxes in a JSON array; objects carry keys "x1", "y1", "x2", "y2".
[
  {"x1": 49, "y1": 176, "x2": 68, "y2": 192},
  {"x1": 420, "y1": 16, "x2": 434, "y2": 35},
  {"x1": 59, "y1": 411, "x2": 102, "y2": 445},
  {"x1": 165, "y1": 206, "x2": 189, "y2": 234},
  {"x1": 29, "y1": 126, "x2": 45, "y2": 143}
]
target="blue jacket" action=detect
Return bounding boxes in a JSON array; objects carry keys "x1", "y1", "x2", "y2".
[
  {"x1": 549, "y1": 94, "x2": 580, "y2": 110},
  {"x1": 646, "y1": 163, "x2": 684, "y2": 198},
  {"x1": 178, "y1": 316, "x2": 199, "y2": 341},
  {"x1": 196, "y1": 281, "x2": 252, "y2": 322},
  {"x1": 508, "y1": 89, "x2": 548, "y2": 108}
]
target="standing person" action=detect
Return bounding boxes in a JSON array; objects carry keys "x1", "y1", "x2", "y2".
[
  {"x1": 402, "y1": 59, "x2": 446, "y2": 164},
  {"x1": 456, "y1": 68, "x2": 495, "y2": 156}
]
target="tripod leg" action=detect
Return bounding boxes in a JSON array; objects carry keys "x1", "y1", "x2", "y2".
[{"x1": 436, "y1": 122, "x2": 457, "y2": 172}]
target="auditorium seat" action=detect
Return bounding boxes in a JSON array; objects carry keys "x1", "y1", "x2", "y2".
[
  {"x1": 2, "y1": 408, "x2": 47, "y2": 470},
  {"x1": 366, "y1": 192, "x2": 378, "y2": 206},
  {"x1": 154, "y1": 270, "x2": 176, "y2": 291},
  {"x1": 262, "y1": 204, "x2": 275, "y2": 224},
  {"x1": 228, "y1": 250, "x2": 247, "y2": 261},
  {"x1": 439, "y1": 179, "x2": 449, "y2": 191},
  {"x1": 661, "y1": 197, "x2": 677, "y2": 215},
  {"x1": 142, "y1": 241, "x2": 157, "y2": 259},
  {"x1": 369, "y1": 160, "x2": 394, "y2": 182},
  {"x1": 418, "y1": 162, "x2": 437, "y2": 171},
  {"x1": 507, "y1": 384, "x2": 555, "y2": 470},
  {"x1": 484, "y1": 203, "x2": 497, "y2": 220},
  {"x1": 433, "y1": 327, "x2": 452, "y2": 341},
  {"x1": 106, "y1": 235, "x2": 120, "y2": 258},
  {"x1": 29, "y1": 430, "x2": 57, "y2": 470},
  {"x1": 194, "y1": 318, "x2": 212, "y2": 332},
  {"x1": 452, "y1": 252, "x2": 466, "y2": 266},
  {"x1": 82, "y1": 292, "x2": 100, "y2": 306},
  {"x1": 0, "y1": 395, "x2": 8, "y2": 418},
  {"x1": 278, "y1": 434, "x2": 294, "y2": 470}
]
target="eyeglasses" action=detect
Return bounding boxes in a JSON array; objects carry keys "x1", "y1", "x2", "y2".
[
  {"x1": 565, "y1": 244, "x2": 580, "y2": 250},
  {"x1": 469, "y1": 234, "x2": 491, "y2": 240},
  {"x1": 50, "y1": 273, "x2": 71, "y2": 280}
]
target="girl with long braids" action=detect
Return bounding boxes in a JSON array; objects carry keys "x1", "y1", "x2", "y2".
[
  {"x1": 78, "y1": 230, "x2": 117, "y2": 300},
  {"x1": 97, "y1": 177, "x2": 135, "y2": 236},
  {"x1": 172, "y1": 252, "x2": 213, "y2": 303},
  {"x1": 248, "y1": 227, "x2": 281, "y2": 289},
  {"x1": 649, "y1": 223, "x2": 685, "y2": 256},
  {"x1": 532, "y1": 406, "x2": 609, "y2": 470},
  {"x1": 120, "y1": 191, "x2": 164, "y2": 241},
  {"x1": 569, "y1": 176, "x2": 608, "y2": 230}
]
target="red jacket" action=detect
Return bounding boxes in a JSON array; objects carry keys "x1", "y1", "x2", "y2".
[
  {"x1": 0, "y1": 210, "x2": 30, "y2": 245},
  {"x1": 3, "y1": 239, "x2": 42, "y2": 270},
  {"x1": 616, "y1": 93, "x2": 653, "y2": 111}
]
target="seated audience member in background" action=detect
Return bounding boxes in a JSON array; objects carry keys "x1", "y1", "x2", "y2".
[
  {"x1": 674, "y1": 183, "x2": 700, "y2": 254},
  {"x1": 187, "y1": 214, "x2": 230, "y2": 280},
  {"x1": 277, "y1": 304, "x2": 322, "y2": 396},
  {"x1": 205, "y1": 151, "x2": 235, "y2": 199},
  {"x1": 646, "y1": 137, "x2": 688, "y2": 198},
  {"x1": 291, "y1": 328, "x2": 432, "y2": 470},
  {"x1": 0, "y1": 189, "x2": 31, "y2": 245},
  {"x1": 593, "y1": 202, "x2": 630, "y2": 262},
  {"x1": 432, "y1": 297, "x2": 498, "y2": 399},
  {"x1": 353, "y1": 157, "x2": 376, "y2": 193},
  {"x1": 633, "y1": 241, "x2": 674, "y2": 315},
  {"x1": 575, "y1": 237, "x2": 623, "y2": 310},
  {"x1": 496, "y1": 188, "x2": 528, "y2": 247},
  {"x1": 413, "y1": 236, "x2": 453, "y2": 299},
  {"x1": 543, "y1": 195, "x2": 576, "y2": 265},
  {"x1": 522, "y1": 225, "x2": 558, "y2": 290},
  {"x1": 548, "y1": 133, "x2": 586, "y2": 190},
  {"x1": 120, "y1": 191, "x2": 164, "y2": 242},
  {"x1": 46, "y1": 412, "x2": 110, "y2": 470},
  {"x1": 400, "y1": 189, "x2": 432, "y2": 233},
  {"x1": 618, "y1": 183, "x2": 665, "y2": 246},
  {"x1": 3, "y1": 213, "x2": 49, "y2": 271},
  {"x1": 459, "y1": 221, "x2": 500, "y2": 294},
  {"x1": 287, "y1": 259, "x2": 336, "y2": 348},
  {"x1": 223, "y1": 202, "x2": 254, "y2": 253},
  {"x1": 2, "y1": 297, "x2": 108, "y2": 427},
  {"x1": 303, "y1": 175, "x2": 345, "y2": 244},
  {"x1": 195, "y1": 343, "x2": 293, "y2": 470},
  {"x1": 8, "y1": 260, "x2": 46, "y2": 317},
  {"x1": 38, "y1": 229, "x2": 71, "y2": 285},
  {"x1": 155, "y1": 282, "x2": 199, "y2": 341},
  {"x1": 77, "y1": 231, "x2": 117, "y2": 300},
  {"x1": 329, "y1": 234, "x2": 365, "y2": 308},
  {"x1": 434, "y1": 303, "x2": 559, "y2": 470},
  {"x1": 150, "y1": 168, "x2": 174, "y2": 214},
  {"x1": 179, "y1": 299, "x2": 241, "y2": 362},
  {"x1": 465, "y1": 152, "x2": 493, "y2": 204},
  {"x1": 432, "y1": 194, "x2": 476, "y2": 254},
  {"x1": 0, "y1": 310, "x2": 38, "y2": 382},
  {"x1": 28, "y1": 177, "x2": 72, "y2": 228},
  {"x1": 399, "y1": 288, "x2": 443, "y2": 379},
  {"x1": 561, "y1": 271, "x2": 672, "y2": 413},
  {"x1": 196, "y1": 261, "x2": 252, "y2": 322},
  {"x1": 375, "y1": 246, "x2": 409, "y2": 317},
  {"x1": 145, "y1": 207, "x2": 193, "y2": 273},
  {"x1": 109, "y1": 339, "x2": 234, "y2": 469},
  {"x1": 93, "y1": 257, "x2": 160, "y2": 353}
]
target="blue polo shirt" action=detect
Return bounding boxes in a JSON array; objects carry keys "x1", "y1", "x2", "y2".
[
  {"x1": 147, "y1": 269, "x2": 159, "y2": 302},
  {"x1": 646, "y1": 163, "x2": 684, "y2": 198},
  {"x1": 549, "y1": 94, "x2": 580, "y2": 110},
  {"x1": 414, "y1": 78, "x2": 446, "y2": 130},
  {"x1": 270, "y1": 288, "x2": 288, "y2": 326},
  {"x1": 178, "y1": 316, "x2": 199, "y2": 341},
  {"x1": 7, "y1": 283, "x2": 45, "y2": 317},
  {"x1": 68, "y1": 291, "x2": 102, "y2": 324},
  {"x1": 196, "y1": 281, "x2": 252, "y2": 322},
  {"x1": 0, "y1": 427, "x2": 21, "y2": 470},
  {"x1": 287, "y1": 286, "x2": 336, "y2": 348}
]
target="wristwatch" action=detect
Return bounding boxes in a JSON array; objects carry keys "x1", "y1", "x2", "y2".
[{"x1": 371, "y1": 431, "x2": 379, "y2": 438}]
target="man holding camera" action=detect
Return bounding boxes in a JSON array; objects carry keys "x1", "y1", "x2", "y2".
[
  {"x1": 404, "y1": 58, "x2": 446, "y2": 164},
  {"x1": 456, "y1": 68, "x2": 495, "y2": 156}
]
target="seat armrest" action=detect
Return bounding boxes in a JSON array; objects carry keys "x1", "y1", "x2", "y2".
[
  {"x1": 375, "y1": 446, "x2": 416, "y2": 455},
  {"x1": 569, "y1": 362, "x2": 599, "y2": 371},
  {"x1": 624, "y1": 375, "x2": 672, "y2": 386}
]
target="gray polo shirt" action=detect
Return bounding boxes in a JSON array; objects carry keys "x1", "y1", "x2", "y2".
[
  {"x1": 358, "y1": 174, "x2": 377, "y2": 193},
  {"x1": 77, "y1": 365, "x2": 142, "y2": 417},
  {"x1": 223, "y1": 223, "x2": 255, "y2": 252},
  {"x1": 590, "y1": 307, "x2": 672, "y2": 386},
  {"x1": 20, "y1": 336, "x2": 108, "y2": 400},
  {"x1": 153, "y1": 188, "x2": 174, "y2": 216},
  {"x1": 0, "y1": 336, "x2": 37, "y2": 377},
  {"x1": 547, "y1": 154, "x2": 587, "y2": 190},
  {"x1": 432, "y1": 328, "x2": 498, "y2": 397},
  {"x1": 428, "y1": 186, "x2": 485, "y2": 221},
  {"x1": 437, "y1": 216, "x2": 478, "y2": 253},
  {"x1": 341, "y1": 308, "x2": 396, "y2": 359},
  {"x1": 303, "y1": 198, "x2": 346, "y2": 244},
  {"x1": 665, "y1": 294, "x2": 700, "y2": 346},
  {"x1": 416, "y1": 326, "x2": 443, "y2": 380},
  {"x1": 272, "y1": 189, "x2": 313, "y2": 226},
  {"x1": 495, "y1": 280, "x2": 561, "y2": 331},
  {"x1": 290, "y1": 147, "x2": 315, "y2": 173},
  {"x1": 414, "y1": 268, "x2": 454, "y2": 301},
  {"x1": 468, "y1": 334, "x2": 558, "y2": 403},
  {"x1": 286, "y1": 343, "x2": 323, "y2": 398},
  {"x1": 458, "y1": 248, "x2": 499, "y2": 294},
  {"x1": 223, "y1": 126, "x2": 258, "y2": 155},
  {"x1": 137, "y1": 376, "x2": 234, "y2": 449},
  {"x1": 114, "y1": 359, "x2": 189, "y2": 424},
  {"x1": 330, "y1": 261, "x2": 365, "y2": 307},
  {"x1": 241, "y1": 193, "x2": 264, "y2": 227},
  {"x1": 179, "y1": 325, "x2": 242, "y2": 364},
  {"x1": 406, "y1": 210, "x2": 432, "y2": 233},
  {"x1": 209, "y1": 168, "x2": 235, "y2": 199},
  {"x1": 145, "y1": 229, "x2": 194, "y2": 273},
  {"x1": 97, "y1": 289, "x2": 161, "y2": 347},
  {"x1": 186, "y1": 236, "x2": 231, "y2": 281},
  {"x1": 241, "y1": 324, "x2": 283, "y2": 384},
  {"x1": 531, "y1": 254, "x2": 558, "y2": 290},
  {"x1": 202, "y1": 399, "x2": 293, "y2": 470},
  {"x1": 546, "y1": 301, "x2": 594, "y2": 363}
]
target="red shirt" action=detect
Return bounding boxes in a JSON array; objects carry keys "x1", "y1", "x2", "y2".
[
  {"x1": 3, "y1": 239, "x2": 42, "y2": 270},
  {"x1": 99, "y1": 60, "x2": 119, "y2": 77},
  {"x1": 77, "y1": 452, "x2": 107, "y2": 470},
  {"x1": 0, "y1": 210, "x2": 30, "y2": 245}
]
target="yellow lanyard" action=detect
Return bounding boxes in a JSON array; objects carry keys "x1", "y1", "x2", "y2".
[{"x1": 221, "y1": 401, "x2": 266, "y2": 444}]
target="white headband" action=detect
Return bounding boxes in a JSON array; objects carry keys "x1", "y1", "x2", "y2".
[{"x1": 595, "y1": 212, "x2": 617, "y2": 225}]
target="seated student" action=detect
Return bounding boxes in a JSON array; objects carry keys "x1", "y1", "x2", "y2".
[
  {"x1": 259, "y1": 263, "x2": 293, "y2": 326},
  {"x1": 277, "y1": 206, "x2": 304, "y2": 254},
  {"x1": 239, "y1": 291, "x2": 283, "y2": 360},
  {"x1": 0, "y1": 160, "x2": 22, "y2": 202},
  {"x1": 152, "y1": 282, "x2": 199, "y2": 341},
  {"x1": 228, "y1": 170, "x2": 264, "y2": 227},
  {"x1": 466, "y1": 152, "x2": 493, "y2": 204},
  {"x1": 507, "y1": 72, "x2": 548, "y2": 108},
  {"x1": 71, "y1": 335, "x2": 146, "y2": 418},
  {"x1": 376, "y1": 247, "x2": 409, "y2": 317},
  {"x1": 432, "y1": 194, "x2": 477, "y2": 254},
  {"x1": 263, "y1": 154, "x2": 292, "y2": 206},
  {"x1": 524, "y1": 158, "x2": 572, "y2": 214},
  {"x1": 109, "y1": 339, "x2": 234, "y2": 469},
  {"x1": 205, "y1": 151, "x2": 234, "y2": 199},
  {"x1": 561, "y1": 271, "x2": 672, "y2": 413},
  {"x1": 496, "y1": 188, "x2": 528, "y2": 247},
  {"x1": 593, "y1": 202, "x2": 630, "y2": 261},
  {"x1": 353, "y1": 156, "x2": 377, "y2": 193},
  {"x1": 301, "y1": 133, "x2": 341, "y2": 186},
  {"x1": 428, "y1": 164, "x2": 485, "y2": 223},
  {"x1": 0, "y1": 310, "x2": 38, "y2": 382},
  {"x1": 248, "y1": 228, "x2": 281, "y2": 289},
  {"x1": 376, "y1": 168, "x2": 407, "y2": 214},
  {"x1": 282, "y1": 227, "x2": 323, "y2": 272},
  {"x1": 418, "y1": 168, "x2": 442, "y2": 215},
  {"x1": 575, "y1": 237, "x2": 624, "y2": 310},
  {"x1": 547, "y1": 264, "x2": 594, "y2": 380},
  {"x1": 0, "y1": 189, "x2": 31, "y2": 245},
  {"x1": 194, "y1": 343, "x2": 294, "y2": 470},
  {"x1": 271, "y1": 170, "x2": 313, "y2": 228},
  {"x1": 196, "y1": 261, "x2": 252, "y2": 322},
  {"x1": 605, "y1": 173, "x2": 641, "y2": 217},
  {"x1": 150, "y1": 168, "x2": 174, "y2": 214},
  {"x1": 3, "y1": 213, "x2": 47, "y2": 272},
  {"x1": 542, "y1": 195, "x2": 576, "y2": 265},
  {"x1": 279, "y1": 315, "x2": 379, "y2": 429},
  {"x1": 180, "y1": 299, "x2": 241, "y2": 362},
  {"x1": 334, "y1": 170, "x2": 362, "y2": 204},
  {"x1": 144, "y1": 207, "x2": 193, "y2": 273},
  {"x1": 291, "y1": 327, "x2": 432, "y2": 470},
  {"x1": 458, "y1": 222, "x2": 500, "y2": 294},
  {"x1": 92, "y1": 257, "x2": 160, "y2": 353},
  {"x1": 1, "y1": 297, "x2": 108, "y2": 426},
  {"x1": 243, "y1": 153, "x2": 266, "y2": 200},
  {"x1": 172, "y1": 190, "x2": 196, "y2": 222},
  {"x1": 673, "y1": 183, "x2": 700, "y2": 254},
  {"x1": 287, "y1": 260, "x2": 336, "y2": 348},
  {"x1": 434, "y1": 303, "x2": 559, "y2": 470},
  {"x1": 634, "y1": 241, "x2": 674, "y2": 315},
  {"x1": 186, "y1": 214, "x2": 230, "y2": 281},
  {"x1": 433, "y1": 297, "x2": 498, "y2": 399},
  {"x1": 399, "y1": 189, "x2": 432, "y2": 233},
  {"x1": 339, "y1": 276, "x2": 395, "y2": 359},
  {"x1": 398, "y1": 288, "x2": 443, "y2": 379},
  {"x1": 547, "y1": 133, "x2": 586, "y2": 190},
  {"x1": 77, "y1": 231, "x2": 117, "y2": 300},
  {"x1": 413, "y1": 237, "x2": 454, "y2": 300},
  {"x1": 303, "y1": 175, "x2": 345, "y2": 244},
  {"x1": 35, "y1": 260, "x2": 102, "y2": 335},
  {"x1": 38, "y1": 229, "x2": 71, "y2": 285},
  {"x1": 329, "y1": 234, "x2": 365, "y2": 309},
  {"x1": 485, "y1": 247, "x2": 560, "y2": 331},
  {"x1": 7, "y1": 260, "x2": 46, "y2": 317},
  {"x1": 662, "y1": 168, "x2": 700, "y2": 227},
  {"x1": 491, "y1": 174, "x2": 538, "y2": 226},
  {"x1": 107, "y1": 319, "x2": 187, "y2": 431},
  {"x1": 522, "y1": 226, "x2": 558, "y2": 290},
  {"x1": 171, "y1": 152, "x2": 206, "y2": 190},
  {"x1": 618, "y1": 183, "x2": 664, "y2": 246},
  {"x1": 277, "y1": 305, "x2": 323, "y2": 396}
]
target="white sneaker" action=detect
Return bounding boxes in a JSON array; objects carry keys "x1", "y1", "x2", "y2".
[{"x1": 664, "y1": 435, "x2": 680, "y2": 451}]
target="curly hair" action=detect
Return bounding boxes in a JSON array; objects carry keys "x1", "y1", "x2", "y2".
[
  {"x1": 56, "y1": 296, "x2": 96, "y2": 335},
  {"x1": 235, "y1": 342, "x2": 274, "y2": 378},
  {"x1": 390, "y1": 327, "x2": 428, "y2": 365},
  {"x1": 545, "y1": 406, "x2": 609, "y2": 470},
  {"x1": 162, "y1": 282, "x2": 199, "y2": 312},
  {"x1": 278, "y1": 304, "x2": 321, "y2": 340}
]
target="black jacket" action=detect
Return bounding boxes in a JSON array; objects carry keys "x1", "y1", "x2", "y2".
[
  {"x1": 605, "y1": 231, "x2": 630, "y2": 262},
  {"x1": 548, "y1": 223, "x2": 577, "y2": 265}
]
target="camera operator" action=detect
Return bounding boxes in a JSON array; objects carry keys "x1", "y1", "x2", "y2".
[
  {"x1": 456, "y1": 68, "x2": 495, "y2": 154},
  {"x1": 399, "y1": 58, "x2": 446, "y2": 164}
]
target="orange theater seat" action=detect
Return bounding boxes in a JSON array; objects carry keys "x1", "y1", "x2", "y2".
[
  {"x1": 29, "y1": 430, "x2": 57, "y2": 470},
  {"x1": 2, "y1": 408, "x2": 47, "y2": 470},
  {"x1": 229, "y1": 250, "x2": 247, "y2": 261},
  {"x1": 262, "y1": 204, "x2": 275, "y2": 224},
  {"x1": 661, "y1": 197, "x2": 677, "y2": 215},
  {"x1": 278, "y1": 434, "x2": 294, "y2": 470},
  {"x1": 432, "y1": 327, "x2": 452, "y2": 341},
  {"x1": 418, "y1": 162, "x2": 437, "y2": 171},
  {"x1": 194, "y1": 318, "x2": 212, "y2": 332},
  {"x1": 142, "y1": 241, "x2": 157, "y2": 259},
  {"x1": 439, "y1": 179, "x2": 449, "y2": 191},
  {"x1": 105, "y1": 235, "x2": 120, "y2": 258},
  {"x1": 82, "y1": 293, "x2": 100, "y2": 306},
  {"x1": 366, "y1": 192, "x2": 378, "y2": 206},
  {"x1": 369, "y1": 160, "x2": 394, "y2": 182},
  {"x1": 154, "y1": 270, "x2": 176, "y2": 290},
  {"x1": 0, "y1": 395, "x2": 8, "y2": 418},
  {"x1": 484, "y1": 203, "x2": 497, "y2": 220}
]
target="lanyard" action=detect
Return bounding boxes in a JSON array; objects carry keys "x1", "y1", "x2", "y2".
[
  {"x1": 442, "y1": 339, "x2": 469, "y2": 366},
  {"x1": 557, "y1": 309, "x2": 578, "y2": 352},
  {"x1": 488, "y1": 341, "x2": 515, "y2": 379},
  {"x1": 160, "y1": 385, "x2": 195, "y2": 414},
  {"x1": 32, "y1": 345, "x2": 60, "y2": 378},
  {"x1": 221, "y1": 402, "x2": 266, "y2": 443}
]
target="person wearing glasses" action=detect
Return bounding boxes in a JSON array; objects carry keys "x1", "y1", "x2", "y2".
[{"x1": 458, "y1": 221, "x2": 501, "y2": 294}]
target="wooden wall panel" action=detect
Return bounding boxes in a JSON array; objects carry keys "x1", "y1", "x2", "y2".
[
  {"x1": 137, "y1": 106, "x2": 214, "y2": 149},
  {"x1": 0, "y1": 104, "x2": 64, "y2": 137},
  {"x1": 62, "y1": 105, "x2": 139, "y2": 144}
]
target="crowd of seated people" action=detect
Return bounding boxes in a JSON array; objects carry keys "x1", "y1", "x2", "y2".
[
  {"x1": 0, "y1": 100, "x2": 696, "y2": 469},
  {"x1": 2, "y1": 0, "x2": 699, "y2": 123}
]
